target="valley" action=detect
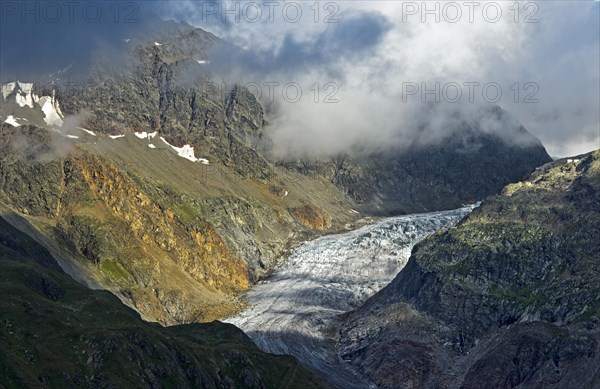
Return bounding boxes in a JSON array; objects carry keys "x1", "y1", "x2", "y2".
[
  {"x1": 226, "y1": 206, "x2": 477, "y2": 387},
  {"x1": 1, "y1": 5, "x2": 598, "y2": 388}
]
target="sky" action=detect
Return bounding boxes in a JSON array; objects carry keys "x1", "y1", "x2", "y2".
[{"x1": 1, "y1": 0, "x2": 598, "y2": 157}]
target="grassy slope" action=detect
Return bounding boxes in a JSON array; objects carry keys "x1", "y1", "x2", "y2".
[{"x1": 0, "y1": 216, "x2": 328, "y2": 388}]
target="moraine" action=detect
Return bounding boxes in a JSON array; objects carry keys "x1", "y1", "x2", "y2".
[{"x1": 225, "y1": 204, "x2": 479, "y2": 388}]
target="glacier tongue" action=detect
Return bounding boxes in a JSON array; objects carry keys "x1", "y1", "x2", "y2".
[{"x1": 225, "y1": 205, "x2": 478, "y2": 387}]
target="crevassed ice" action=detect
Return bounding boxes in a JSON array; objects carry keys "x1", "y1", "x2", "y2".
[{"x1": 226, "y1": 205, "x2": 479, "y2": 367}]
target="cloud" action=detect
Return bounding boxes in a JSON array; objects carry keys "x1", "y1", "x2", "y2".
[{"x1": 161, "y1": 1, "x2": 599, "y2": 158}]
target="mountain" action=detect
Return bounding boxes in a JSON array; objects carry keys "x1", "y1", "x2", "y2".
[
  {"x1": 0, "y1": 215, "x2": 327, "y2": 388},
  {"x1": 285, "y1": 106, "x2": 552, "y2": 215},
  {"x1": 339, "y1": 150, "x2": 600, "y2": 388},
  {"x1": 0, "y1": 18, "x2": 552, "y2": 325}
]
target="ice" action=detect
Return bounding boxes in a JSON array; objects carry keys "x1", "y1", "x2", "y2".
[
  {"x1": 77, "y1": 127, "x2": 96, "y2": 136},
  {"x1": 225, "y1": 204, "x2": 479, "y2": 385},
  {"x1": 4, "y1": 115, "x2": 20, "y2": 127},
  {"x1": 109, "y1": 134, "x2": 125, "y2": 139}
]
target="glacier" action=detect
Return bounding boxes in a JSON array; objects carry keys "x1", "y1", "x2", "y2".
[{"x1": 225, "y1": 204, "x2": 478, "y2": 387}]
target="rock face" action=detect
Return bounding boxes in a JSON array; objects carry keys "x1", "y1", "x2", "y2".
[
  {"x1": 339, "y1": 150, "x2": 600, "y2": 388},
  {"x1": 0, "y1": 216, "x2": 328, "y2": 388},
  {"x1": 283, "y1": 107, "x2": 552, "y2": 215}
]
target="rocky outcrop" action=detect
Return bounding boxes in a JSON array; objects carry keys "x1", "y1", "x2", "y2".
[{"x1": 339, "y1": 150, "x2": 600, "y2": 388}]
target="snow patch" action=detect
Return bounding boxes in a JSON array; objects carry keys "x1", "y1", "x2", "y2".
[
  {"x1": 66, "y1": 135, "x2": 79, "y2": 139},
  {"x1": 2, "y1": 82, "x2": 16, "y2": 100},
  {"x1": 39, "y1": 96, "x2": 64, "y2": 126},
  {"x1": 196, "y1": 60, "x2": 209, "y2": 64},
  {"x1": 160, "y1": 137, "x2": 209, "y2": 164},
  {"x1": 77, "y1": 127, "x2": 96, "y2": 136},
  {"x1": 4, "y1": 115, "x2": 20, "y2": 127},
  {"x1": 134, "y1": 131, "x2": 158, "y2": 140},
  {"x1": 15, "y1": 82, "x2": 34, "y2": 108},
  {"x1": 109, "y1": 134, "x2": 125, "y2": 139},
  {"x1": 148, "y1": 144, "x2": 156, "y2": 149},
  {"x1": 154, "y1": 42, "x2": 162, "y2": 46}
]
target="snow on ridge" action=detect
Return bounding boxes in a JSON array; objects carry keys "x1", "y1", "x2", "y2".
[
  {"x1": 2, "y1": 81, "x2": 64, "y2": 126},
  {"x1": 4, "y1": 115, "x2": 20, "y2": 127},
  {"x1": 109, "y1": 134, "x2": 125, "y2": 139},
  {"x1": 160, "y1": 136, "x2": 209, "y2": 164}
]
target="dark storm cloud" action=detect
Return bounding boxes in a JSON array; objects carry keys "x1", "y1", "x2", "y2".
[{"x1": 205, "y1": 10, "x2": 391, "y2": 80}]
